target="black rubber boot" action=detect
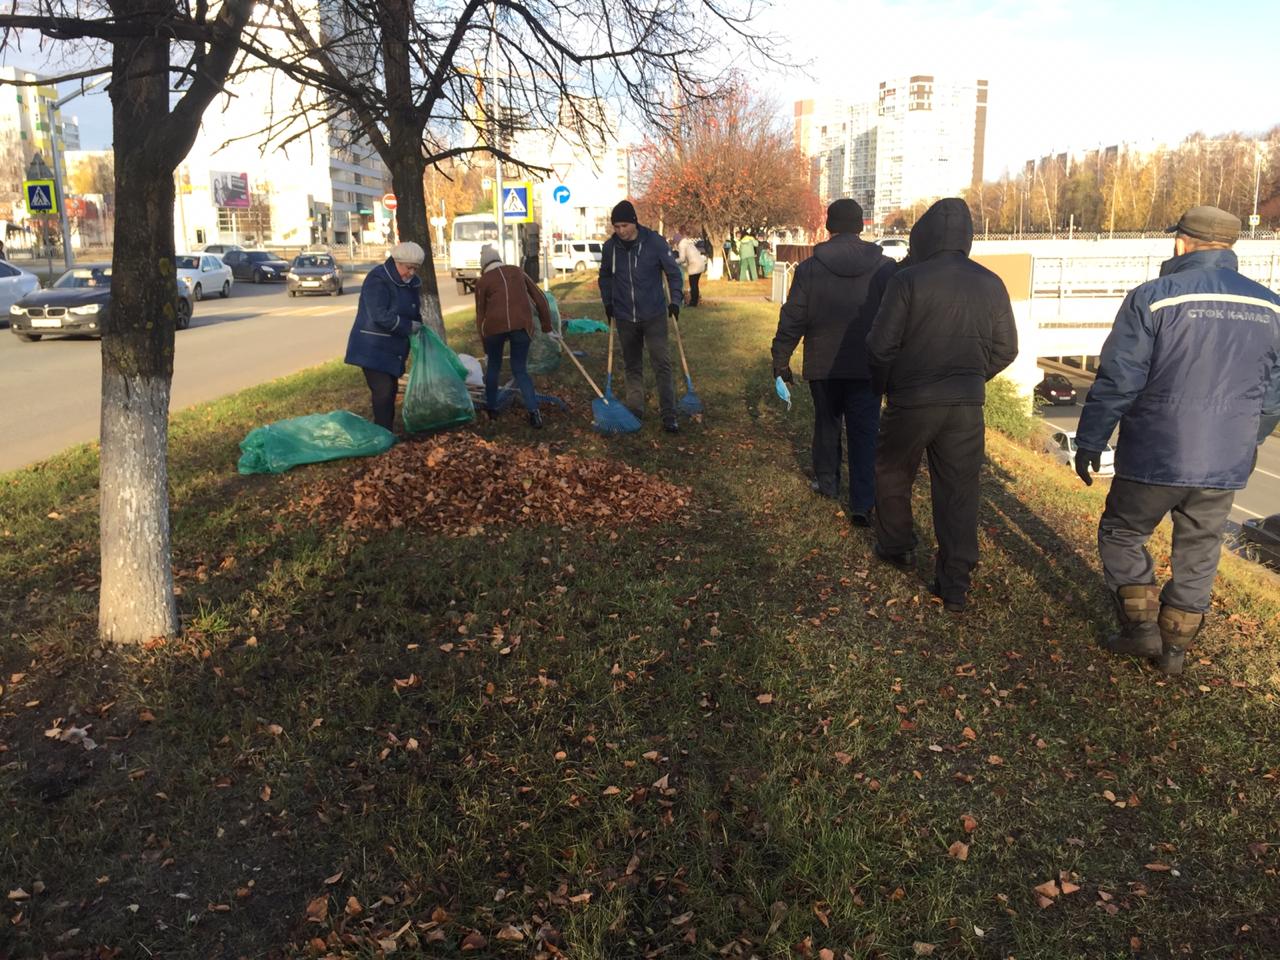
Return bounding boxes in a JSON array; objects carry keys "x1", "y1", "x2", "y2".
[
  {"x1": 1155, "y1": 605, "x2": 1204, "y2": 676},
  {"x1": 1099, "y1": 584, "x2": 1161, "y2": 658},
  {"x1": 528, "y1": 409, "x2": 544, "y2": 429}
]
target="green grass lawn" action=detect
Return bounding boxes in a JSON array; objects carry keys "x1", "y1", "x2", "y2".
[{"x1": 2, "y1": 294, "x2": 1279, "y2": 959}]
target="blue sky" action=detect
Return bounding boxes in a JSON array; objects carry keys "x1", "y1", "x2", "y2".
[{"x1": 4, "y1": 0, "x2": 1276, "y2": 178}]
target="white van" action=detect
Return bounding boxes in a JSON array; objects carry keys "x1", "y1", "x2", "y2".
[
  {"x1": 551, "y1": 239, "x2": 603, "y2": 274},
  {"x1": 449, "y1": 214, "x2": 500, "y2": 293}
]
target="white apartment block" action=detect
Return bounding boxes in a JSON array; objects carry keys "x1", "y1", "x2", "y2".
[
  {"x1": 873, "y1": 75, "x2": 987, "y2": 224},
  {"x1": 795, "y1": 76, "x2": 988, "y2": 227}
]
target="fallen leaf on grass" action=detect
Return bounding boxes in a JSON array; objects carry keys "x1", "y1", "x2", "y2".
[
  {"x1": 323, "y1": 870, "x2": 343, "y2": 885},
  {"x1": 259, "y1": 784, "x2": 272, "y2": 802},
  {"x1": 1060, "y1": 881, "x2": 1081, "y2": 895},
  {"x1": 913, "y1": 942, "x2": 936, "y2": 956},
  {"x1": 947, "y1": 841, "x2": 970, "y2": 861},
  {"x1": 7, "y1": 888, "x2": 29, "y2": 901},
  {"x1": 756, "y1": 693, "x2": 774, "y2": 705},
  {"x1": 1144, "y1": 862, "x2": 1172, "y2": 872},
  {"x1": 345, "y1": 896, "x2": 363, "y2": 917},
  {"x1": 305, "y1": 896, "x2": 328, "y2": 922},
  {"x1": 833, "y1": 751, "x2": 853, "y2": 765},
  {"x1": 496, "y1": 924, "x2": 524, "y2": 941},
  {"x1": 1034, "y1": 880, "x2": 1060, "y2": 899},
  {"x1": 393, "y1": 674, "x2": 421, "y2": 690},
  {"x1": 460, "y1": 931, "x2": 488, "y2": 951},
  {"x1": 961, "y1": 814, "x2": 979, "y2": 833}
]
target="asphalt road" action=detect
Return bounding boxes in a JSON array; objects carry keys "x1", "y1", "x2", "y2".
[
  {"x1": 0, "y1": 272, "x2": 471, "y2": 474},
  {"x1": 1036, "y1": 366, "x2": 1279, "y2": 525}
]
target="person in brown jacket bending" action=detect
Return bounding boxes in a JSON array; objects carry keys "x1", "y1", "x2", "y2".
[{"x1": 475, "y1": 245, "x2": 555, "y2": 427}]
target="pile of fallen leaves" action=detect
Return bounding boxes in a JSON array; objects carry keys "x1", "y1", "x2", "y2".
[{"x1": 294, "y1": 433, "x2": 691, "y2": 536}]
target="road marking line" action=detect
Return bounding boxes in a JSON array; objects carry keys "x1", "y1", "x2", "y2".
[
  {"x1": 1232, "y1": 503, "x2": 1264, "y2": 519},
  {"x1": 1252, "y1": 467, "x2": 1280, "y2": 481}
]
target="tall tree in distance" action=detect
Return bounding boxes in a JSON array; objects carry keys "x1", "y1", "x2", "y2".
[{"x1": 637, "y1": 85, "x2": 822, "y2": 256}]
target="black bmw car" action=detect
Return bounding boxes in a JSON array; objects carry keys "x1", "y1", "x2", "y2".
[{"x1": 8, "y1": 263, "x2": 193, "y2": 341}]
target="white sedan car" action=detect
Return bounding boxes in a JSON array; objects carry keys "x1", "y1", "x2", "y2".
[
  {"x1": 876, "y1": 237, "x2": 909, "y2": 261},
  {"x1": 176, "y1": 252, "x2": 233, "y2": 301},
  {"x1": 1046, "y1": 429, "x2": 1115, "y2": 477},
  {"x1": 0, "y1": 259, "x2": 41, "y2": 321}
]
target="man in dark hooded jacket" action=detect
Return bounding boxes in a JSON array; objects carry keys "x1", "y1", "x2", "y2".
[
  {"x1": 772, "y1": 199, "x2": 895, "y2": 524},
  {"x1": 866, "y1": 198, "x2": 1018, "y2": 611}
]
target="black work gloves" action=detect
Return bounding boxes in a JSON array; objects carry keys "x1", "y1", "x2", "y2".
[
  {"x1": 668, "y1": 304, "x2": 679, "y2": 320},
  {"x1": 1074, "y1": 447, "x2": 1100, "y2": 486},
  {"x1": 773, "y1": 364, "x2": 794, "y2": 384},
  {"x1": 604, "y1": 306, "x2": 614, "y2": 324}
]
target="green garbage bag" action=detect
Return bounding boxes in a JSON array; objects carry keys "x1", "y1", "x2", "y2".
[
  {"x1": 527, "y1": 289, "x2": 563, "y2": 376},
  {"x1": 564, "y1": 318, "x2": 609, "y2": 334},
  {"x1": 237, "y1": 410, "x2": 395, "y2": 475},
  {"x1": 759, "y1": 248, "x2": 775, "y2": 278},
  {"x1": 402, "y1": 326, "x2": 475, "y2": 433}
]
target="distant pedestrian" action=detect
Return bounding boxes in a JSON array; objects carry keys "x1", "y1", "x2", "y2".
[
  {"x1": 598, "y1": 200, "x2": 684, "y2": 433},
  {"x1": 866, "y1": 198, "x2": 1018, "y2": 612},
  {"x1": 0, "y1": 238, "x2": 7, "y2": 260},
  {"x1": 723, "y1": 237, "x2": 739, "y2": 281},
  {"x1": 343, "y1": 240, "x2": 424, "y2": 431},
  {"x1": 474, "y1": 245, "x2": 555, "y2": 428},
  {"x1": 771, "y1": 199, "x2": 895, "y2": 526},
  {"x1": 737, "y1": 230, "x2": 759, "y2": 282},
  {"x1": 1076, "y1": 206, "x2": 1280, "y2": 674},
  {"x1": 676, "y1": 232, "x2": 707, "y2": 307},
  {"x1": 521, "y1": 222, "x2": 541, "y2": 282}
]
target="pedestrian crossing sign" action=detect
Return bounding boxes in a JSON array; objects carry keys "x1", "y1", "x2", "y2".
[
  {"x1": 24, "y1": 179, "x2": 57, "y2": 215},
  {"x1": 499, "y1": 182, "x2": 533, "y2": 223}
]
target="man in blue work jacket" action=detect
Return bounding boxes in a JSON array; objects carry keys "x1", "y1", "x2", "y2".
[
  {"x1": 1076, "y1": 206, "x2": 1280, "y2": 675},
  {"x1": 598, "y1": 200, "x2": 684, "y2": 432}
]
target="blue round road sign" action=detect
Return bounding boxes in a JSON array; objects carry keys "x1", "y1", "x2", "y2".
[{"x1": 552, "y1": 185, "x2": 571, "y2": 204}]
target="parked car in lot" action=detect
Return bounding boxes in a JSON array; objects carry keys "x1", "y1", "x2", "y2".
[
  {"x1": 876, "y1": 237, "x2": 909, "y2": 261},
  {"x1": 1240, "y1": 514, "x2": 1280, "y2": 569},
  {"x1": 1045, "y1": 429, "x2": 1115, "y2": 476},
  {"x1": 551, "y1": 239, "x2": 603, "y2": 273},
  {"x1": 176, "y1": 253, "x2": 234, "y2": 300},
  {"x1": 221, "y1": 249, "x2": 290, "y2": 283},
  {"x1": 0, "y1": 259, "x2": 41, "y2": 326},
  {"x1": 286, "y1": 253, "x2": 343, "y2": 296},
  {"x1": 9, "y1": 263, "x2": 193, "y2": 341},
  {"x1": 1035, "y1": 373, "x2": 1078, "y2": 405},
  {"x1": 202, "y1": 243, "x2": 245, "y2": 257}
]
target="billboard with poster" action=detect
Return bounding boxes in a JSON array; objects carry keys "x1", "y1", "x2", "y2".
[{"x1": 210, "y1": 171, "x2": 251, "y2": 209}]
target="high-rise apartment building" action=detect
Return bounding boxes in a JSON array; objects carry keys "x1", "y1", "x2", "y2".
[
  {"x1": 795, "y1": 76, "x2": 988, "y2": 227},
  {"x1": 0, "y1": 67, "x2": 83, "y2": 219}
]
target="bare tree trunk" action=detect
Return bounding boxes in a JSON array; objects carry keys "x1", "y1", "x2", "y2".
[{"x1": 99, "y1": 12, "x2": 179, "y2": 643}]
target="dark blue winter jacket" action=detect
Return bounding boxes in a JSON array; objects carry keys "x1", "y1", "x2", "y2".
[
  {"x1": 598, "y1": 226, "x2": 683, "y2": 323},
  {"x1": 344, "y1": 259, "x2": 422, "y2": 377},
  {"x1": 1076, "y1": 249, "x2": 1280, "y2": 490}
]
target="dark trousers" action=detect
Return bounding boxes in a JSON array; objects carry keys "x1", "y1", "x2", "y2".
[
  {"x1": 809, "y1": 378, "x2": 880, "y2": 513},
  {"x1": 363, "y1": 368, "x2": 398, "y2": 431},
  {"x1": 688, "y1": 272, "x2": 701, "y2": 306},
  {"x1": 483, "y1": 329, "x2": 536, "y2": 413},
  {"x1": 615, "y1": 316, "x2": 675, "y2": 418},
  {"x1": 1098, "y1": 477, "x2": 1235, "y2": 612},
  {"x1": 873, "y1": 403, "x2": 985, "y2": 601}
]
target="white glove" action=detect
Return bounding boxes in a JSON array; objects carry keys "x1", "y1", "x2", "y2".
[
  {"x1": 411, "y1": 320, "x2": 423, "y2": 335},
  {"x1": 548, "y1": 330, "x2": 564, "y2": 341}
]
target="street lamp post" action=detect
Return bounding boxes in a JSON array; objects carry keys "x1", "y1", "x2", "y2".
[{"x1": 47, "y1": 76, "x2": 109, "y2": 269}]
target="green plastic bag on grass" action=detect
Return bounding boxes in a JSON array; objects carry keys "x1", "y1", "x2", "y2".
[
  {"x1": 564, "y1": 317, "x2": 609, "y2": 334},
  {"x1": 526, "y1": 289, "x2": 564, "y2": 376},
  {"x1": 402, "y1": 326, "x2": 475, "y2": 433},
  {"x1": 237, "y1": 410, "x2": 395, "y2": 475}
]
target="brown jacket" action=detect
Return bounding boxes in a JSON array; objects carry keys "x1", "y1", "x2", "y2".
[{"x1": 474, "y1": 264, "x2": 553, "y2": 339}]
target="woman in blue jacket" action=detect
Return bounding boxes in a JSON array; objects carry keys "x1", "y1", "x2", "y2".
[{"x1": 344, "y1": 241, "x2": 425, "y2": 430}]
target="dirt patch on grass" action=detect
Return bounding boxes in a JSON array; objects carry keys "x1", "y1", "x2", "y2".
[{"x1": 291, "y1": 433, "x2": 691, "y2": 537}]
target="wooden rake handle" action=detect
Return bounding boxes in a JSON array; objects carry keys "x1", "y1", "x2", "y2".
[
  {"x1": 670, "y1": 313, "x2": 693, "y2": 383},
  {"x1": 558, "y1": 338, "x2": 605, "y2": 400}
]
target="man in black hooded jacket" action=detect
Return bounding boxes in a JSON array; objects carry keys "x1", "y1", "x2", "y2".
[
  {"x1": 866, "y1": 198, "x2": 1018, "y2": 611},
  {"x1": 772, "y1": 199, "x2": 896, "y2": 525}
]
